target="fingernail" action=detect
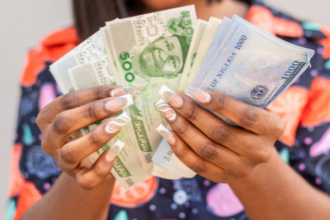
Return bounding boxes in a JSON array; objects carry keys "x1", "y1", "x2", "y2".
[
  {"x1": 156, "y1": 124, "x2": 176, "y2": 145},
  {"x1": 110, "y1": 86, "x2": 137, "y2": 97},
  {"x1": 156, "y1": 99, "x2": 177, "y2": 121},
  {"x1": 104, "y1": 140, "x2": 125, "y2": 164},
  {"x1": 185, "y1": 86, "x2": 211, "y2": 103},
  {"x1": 158, "y1": 85, "x2": 183, "y2": 108},
  {"x1": 105, "y1": 112, "x2": 131, "y2": 134},
  {"x1": 105, "y1": 94, "x2": 134, "y2": 112}
]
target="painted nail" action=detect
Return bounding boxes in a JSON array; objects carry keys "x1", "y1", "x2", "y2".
[
  {"x1": 105, "y1": 112, "x2": 131, "y2": 134},
  {"x1": 104, "y1": 140, "x2": 125, "y2": 164},
  {"x1": 105, "y1": 94, "x2": 134, "y2": 112},
  {"x1": 185, "y1": 86, "x2": 211, "y2": 103},
  {"x1": 156, "y1": 99, "x2": 177, "y2": 121},
  {"x1": 158, "y1": 85, "x2": 183, "y2": 108},
  {"x1": 156, "y1": 124, "x2": 176, "y2": 145},
  {"x1": 110, "y1": 86, "x2": 137, "y2": 97}
]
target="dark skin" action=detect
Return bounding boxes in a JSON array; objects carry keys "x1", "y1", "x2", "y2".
[
  {"x1": 163, "y1": 90, "x2": 284, "y2": 183},
  {"x1": 24, "y1": 86, "x2": 123, "y2": 220},
  {"x1": 23, "y1": 0, "x2": 250, "y2": 218},
  {"x1": 37, "y1": 86, "x2": 122, "y2": 189},
  {"x1": 23, "y1": 0, "x2": 330, "y2": 219},
  {"x1": 162, "y1": 90, "x2": 330, "y2": 220}
]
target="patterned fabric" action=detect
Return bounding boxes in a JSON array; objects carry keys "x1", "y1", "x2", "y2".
[{"x1": 7, "y1": 1, "x2": 330, "y2": 219}]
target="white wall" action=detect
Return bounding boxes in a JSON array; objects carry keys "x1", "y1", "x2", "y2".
[
  {"x1": 0, "y1": 0, "x2": 328, "y2": 218},
  {"x1": 0, "y1": 0, "x2": 72, "y2": 218},
  {"x1": 265, "y1": 0, "x2": 330, "y2": 27}
]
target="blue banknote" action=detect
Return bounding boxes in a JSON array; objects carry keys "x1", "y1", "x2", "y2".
[
  {"x1": 196, "y1": 15, "x2": 314, "y2": 110},
  {"x1": 192, "y1": 17, "x2": 232, "y2": 87},
  {"x1": 156, "y1": 15, "x2": 315, "y2": 172}
]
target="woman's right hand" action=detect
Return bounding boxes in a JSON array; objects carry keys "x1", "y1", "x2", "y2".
[{"x1": 36, "y1": 86, "x2": 133, "y2": 190}]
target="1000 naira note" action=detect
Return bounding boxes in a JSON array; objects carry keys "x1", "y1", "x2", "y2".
[
  {"x1": 195, "y1": 15, "x2": 315, "y2": 124},
  {"x1": 104, "y1": 6, "x2": 197, "y2": 169}
]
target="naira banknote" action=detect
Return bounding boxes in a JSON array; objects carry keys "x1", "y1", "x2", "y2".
[
  {"x1": 69, "y1": 62, "x2": 154, "y2": 190},
  {"x1": 192, "y1": 17, "x2": 231, "y2": 87},
  {"x1": 179, "y1": 17, "x2": 222, "y2": 92},
  {"x1": 104, "y1": 6, "x2": 197, "y2": 169},
  {"x1": 69, "y1": 55, "x2": 115, "y2": 89},
  {"x1": 152, "y1": 164, "x2": 181, "y2": 180},
  {"x1": 151, "y1": 19, "x2": 208, "y2": 175},
  {"x1": 50, "y1": 29, "x2": 118, "y2": 171},
  {"x1": 152, "y1": 101, "x2": 196, "y2": 177},
  {"x1": 177, "y1": 19, "x2": 208, "y2": 92},
  {"x1": 153, "y1": 137, "x2": 196, "y2": 178},
  {"x1": 60, "y1": 26, "x2": 153, "y2": 190},
  {"x1": 50, "y1": 30, "x2": 108, "y2": 94},
  {"x1": 49, "y1": 5, "x2": 317, "y2": 190},
  {"x1": 196, "y1": 15, "x2": 314, "y2": 123}
]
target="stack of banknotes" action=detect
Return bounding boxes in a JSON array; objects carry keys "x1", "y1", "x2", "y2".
[{"x1": 50, "y1": 5, "x2": 315, "y2": 190}]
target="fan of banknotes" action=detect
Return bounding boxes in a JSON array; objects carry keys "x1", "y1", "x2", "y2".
[{"x1": 50, "y1": 5, "x2": 314, "y2": 190}]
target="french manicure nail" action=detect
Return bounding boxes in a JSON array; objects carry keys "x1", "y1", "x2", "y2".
[
  {"x1": 110, "y1": 86, "x2": 137, "y2": 97},
  {"x1": 105, "y1": 112, "x2": 131, "y2": 134},
  {"x1": 156, "y1": 99, "x2": 177, "y2": 121},
  {"x1": 156, "y1": 124, "x2": 176, "y2": 145},
  {"x1": 158, "y1": 85, "x2": 183, "y2": 108},
  {"x1": 105, "y1": 94, "x2": 134, "y2": 112},
  {"x1": 104, "y1": 140, "x2": 125, "y2": 164},
  {"x1": 185, "y1": 86, "x2": 211, "y2": 103}
]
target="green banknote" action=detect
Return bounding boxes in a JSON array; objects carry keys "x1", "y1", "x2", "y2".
[
  {"x1": 177, "y1": 19, "x2": 208, "y2": 92},
  {"x1": 179, "y1": 17, "x2": 222, "y2": 91},
  {"x1": 104, "y1": 6, "x2": 197, "y2": 169},
  {"x1": 68, "y1": 55, "x2": 154, "y2": 190}
]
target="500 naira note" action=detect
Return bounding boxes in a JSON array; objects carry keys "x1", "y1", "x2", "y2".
[{"x1": 104, "y1": 5, "x2": 197, "y2": 169}]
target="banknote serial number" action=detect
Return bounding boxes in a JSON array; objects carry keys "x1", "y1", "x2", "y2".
[
  {"x1": 125, "y1": 178, "x2": 134, "y2": 187},
  {"x1": 145, "y1": 153, "x2": 152, "y2": 163},
  {"x1": 164, "y1": 150, "x2": 174, "y2": 162}
]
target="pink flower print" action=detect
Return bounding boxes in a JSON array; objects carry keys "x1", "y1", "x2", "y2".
[
  {"x1": 39, "y1": 84, "x2": 56, "y2": 111},
  {"x1": 207, "y1": 183, "x2": 244, "y2": 217},
  {"x1": 310, "y1": 127, "x2": 330, "y2": 157}
]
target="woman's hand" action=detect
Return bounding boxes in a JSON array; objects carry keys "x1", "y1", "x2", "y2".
[
  {"x1": 159, "y1": 86, "x2": 284, "y2": 183},
  {"x1": 36, "y1": 86, "x2": 133, "y2": 190}
]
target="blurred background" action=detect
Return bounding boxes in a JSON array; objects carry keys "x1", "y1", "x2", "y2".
[{"x1": 0, "y1": 0, "x2": 329, "y2": 218}]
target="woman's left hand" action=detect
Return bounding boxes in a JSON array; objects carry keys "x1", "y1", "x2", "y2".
[{"x1": 159, "y1": 86, "x2": 284, "y2": 183}]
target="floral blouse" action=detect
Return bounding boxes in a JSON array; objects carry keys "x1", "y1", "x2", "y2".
[{"x1": 7, "y1": 0, "x2": 330, "y2": 219}]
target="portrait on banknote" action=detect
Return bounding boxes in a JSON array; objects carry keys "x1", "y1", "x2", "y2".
[
  {"x1": 135, "y1": 35, "x2": 189, "y2": 80},
  {"x1": 108, "y1": 9, "x2": 194, "y2": 84}
]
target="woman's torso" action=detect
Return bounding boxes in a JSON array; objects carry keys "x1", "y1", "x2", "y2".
[{"x1": 8, "y1": 2, "x2": 330, "y2": 220}]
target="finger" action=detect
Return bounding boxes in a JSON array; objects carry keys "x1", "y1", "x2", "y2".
[
  {"x1": 110, "y1": 86, "x2": 138, "y2": 97},
  {"x1": 75, "y1": 144, "x2": 121, "y2": 190},
  {"x1": 58, "y1": 113, "x2": 131, "y2": 170},
  {"x1": 37, "y1": 85, "x2": 119, "y2": 128},
  {"x1": 49, "y1": 95, "x2": 133, "y2": 142},
  {"x1": 183, "y1": 86, "x2": 283, "y2": 135},
  {"x1": 155, "y1": 98, "x2": 266, "y2": 159},
  {"x1": 156, "y1": 127, "x2": 233, "y2": 183},
  {"x1": 161, "y1": 109, "x2": 256, "y2": 178}
]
